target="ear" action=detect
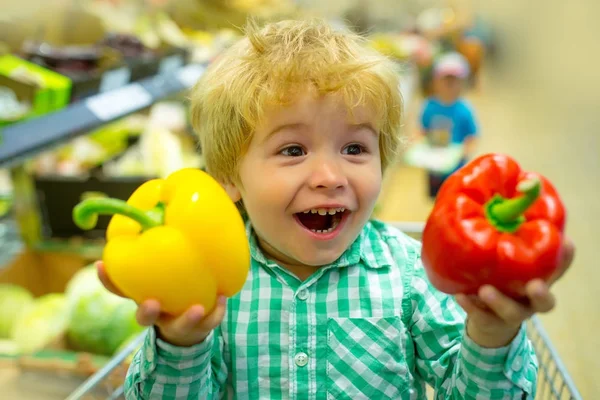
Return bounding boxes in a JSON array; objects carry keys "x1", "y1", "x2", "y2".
[{"x1": 220, "y1": 181, "x2": 242, "y2": 203}]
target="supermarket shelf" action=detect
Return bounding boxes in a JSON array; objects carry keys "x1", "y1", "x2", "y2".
[{"x1": 0, "y1": 64, "x2": 206, "y2": 169}]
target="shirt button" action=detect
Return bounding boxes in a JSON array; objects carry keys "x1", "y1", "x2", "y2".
[
  {"x1": 295, "y1": 352, "x2": 308, "y2": 367},
  {"x1": 512, "y1": 356, "x2": 523, "y2": 372},
  {"x1": 297, "y1": 289, "x2": 309, "y2": 301}
]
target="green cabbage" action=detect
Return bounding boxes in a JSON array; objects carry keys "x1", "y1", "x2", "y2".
[
  {"x1": 0, "y1": 284, "x2": 34, "y2": 338},
  {"x1": 65, "y1": 265, "x2": 143, "y2": 356},
  {"x1": 12, "y1": 293, "x2": 69, "y2": 354},
  {"x1": 65, "y1": 264, "x2": 103, "y2": 311}
]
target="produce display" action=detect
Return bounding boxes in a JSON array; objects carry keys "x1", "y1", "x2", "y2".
[
  {"x1": 0, "y1": 54, "x2": 72, "y2": 118},
  {"x1": 0, "y1": 265, "x2": 142, "y2": 357},
  {"x1": 72, "y1": 168, "x2": 250, "y2": 315},
  {"x1": 421, "y1": 153, "x2": 566, "y2": 297},
  {"x1": 368, "y1": 32, "x2": 433, "y2": 65},
  {"x1": 0, "y1": 285, "x2": 33, "y2": 338},
  {"x1": 100, "y1": 33, "x2": 152, "y2": 59},
  {"x1": 0, "y1": 86, "x2": 30, "y2": 124},
  {"x1": 11, "y1": 293, "x2": 69, "y2": 355},
  {"x1": 21, "y1": 41, "x2": 114, "y2": 78},
  {"x1": 30, "y1": 100, "x2": 202, "y2": 178}
]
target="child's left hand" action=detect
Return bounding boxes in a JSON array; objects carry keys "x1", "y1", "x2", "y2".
[{"x1": 455, "y1": 238, "x2": 576, "y2": 348}]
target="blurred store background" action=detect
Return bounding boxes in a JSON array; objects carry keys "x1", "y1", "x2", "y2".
[{"x1": 0, "y1": 0, "x2": 597, "y2": 398}]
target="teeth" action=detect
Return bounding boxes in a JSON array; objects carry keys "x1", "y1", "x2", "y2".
[
  {"x1": 310, "y1": 228, "x2": 335, "y2": 234},
  {"x1": 303, "y1": 207, "x2": 347, "y2": 214}
]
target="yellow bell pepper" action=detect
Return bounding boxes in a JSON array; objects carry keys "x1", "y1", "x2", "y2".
[{"x1": 72, "y1": 168, "x2": 250, "y2": 316}]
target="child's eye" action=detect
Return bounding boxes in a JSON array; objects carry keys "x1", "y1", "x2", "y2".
[
  {"x1": 342, "y1": 144, "x2": 366, "y2": 155},
  {"x1": 280, "y1": 145, "x2": 306, "y2": 157}
]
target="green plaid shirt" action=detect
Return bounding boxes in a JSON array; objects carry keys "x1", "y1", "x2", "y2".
[{"x1": 124, "y1": 220, "x2": 538, "y2": 399}]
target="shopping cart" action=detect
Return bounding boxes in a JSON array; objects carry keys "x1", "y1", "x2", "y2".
[{"x1": 64, "y1": 221, "x2": 583, "y2": 400}]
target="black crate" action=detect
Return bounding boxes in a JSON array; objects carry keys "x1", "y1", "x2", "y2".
[{"x1": 34, "y1": 174, "x2": 155, "y2": 240}]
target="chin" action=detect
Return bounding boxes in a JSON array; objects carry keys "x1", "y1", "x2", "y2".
[{"x1": 296, "y1": 248, "x2": 345, "y2": 267}]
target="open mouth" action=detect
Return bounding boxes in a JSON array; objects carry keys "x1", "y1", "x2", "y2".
[{"x1": 294, "y1": 207, "x2": 348, "y2": 234}]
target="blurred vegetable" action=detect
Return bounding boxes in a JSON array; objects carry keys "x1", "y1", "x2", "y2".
[
  {"x1": 65, "y1": 264, "x2": 104, "y2": 311},
  {"x1": 65, "y1": 264, "x2": 143, "y2": 356},
  {"x1": 0, "y1": 284, "x2": 34, "y2": 338},
  {"x1": 67, "y1": 289, "x2": 142, "y2": 356},
  {"x1": 12, "y1": 293, "x2": 69, "y2": 354},
  {"x1": 0, "y1": 339, "x2": 18, "y2": 355}
]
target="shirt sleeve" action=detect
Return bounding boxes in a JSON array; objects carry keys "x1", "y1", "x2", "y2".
[
  {"x1": 460, "y1": 101, "x2": 479, "y2": 138},
  {"x1": 408, "y1": 256, "x2": 538, "y2": 399},
  {"x1": 124, "y1": 326, "x2": 228, "y2": 399}
]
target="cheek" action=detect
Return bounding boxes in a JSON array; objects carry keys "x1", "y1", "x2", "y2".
[
  {"x1": 238, "y1": 160, "x2": 296, "y2": 214},
  {"x1": 353, "y1": 162, "x2": 382, "y2": 204}
]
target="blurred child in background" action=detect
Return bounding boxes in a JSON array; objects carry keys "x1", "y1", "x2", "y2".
[{"x1": 419, "y1": 52, "x2": 479, "y2": 198}]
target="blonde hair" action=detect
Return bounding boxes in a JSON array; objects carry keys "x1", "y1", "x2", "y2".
[{"x1": 190, "y1": 18, "x2": 403, "y2": 184}]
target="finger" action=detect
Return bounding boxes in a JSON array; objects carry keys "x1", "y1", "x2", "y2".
[
  {"x1": 561, "y1": 237, "x2": 576, "y2": 267},
  {"x1": 456, "y1": 294, "x2": 491, "y2": 314},
  {"x1": 468, "y1": 294, "x2": 491, "y2": 311},
  {"x1": 550, "y1": 238, "x2": 575, "y2": 283},
  {"x1": 161, "y1": 305, "x2": 206, "y2": 336},
  {"x1": 526, "y1": 280, "x2": 556, "y2": 313},
  {"x1": 455, "y1": 294, "x2": 480, "y2": 315},
  {"x1": 455, "y1": 294, "x2": 499, "y2": 325},
  {"x1": 136, "y1": 299, "x2": 161, "y2": 326},
  {"x1": 198, "y1": 296, "x2": 228, "y2": 330},
  {"x1": 96, "y1": 261, "x2": 125, "y2": 297},
  {"x1": 479, "y1": 285, "x2": 532, "y2": 327}
]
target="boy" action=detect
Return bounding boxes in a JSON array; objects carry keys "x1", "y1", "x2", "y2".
[
  {"x1": 419, "y1": 52, "x2": 479, "y2": 198},
  {"x1": 98, "y1": 19, "x2": 575, "y2": 399}
]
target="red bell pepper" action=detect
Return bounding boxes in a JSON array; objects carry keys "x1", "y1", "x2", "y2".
[{"x1": 421, "y1": 153, "x2": 566, "y2": 297}]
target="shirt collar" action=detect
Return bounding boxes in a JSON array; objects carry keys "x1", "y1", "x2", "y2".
[{"x1": 246, "y1": 221, "x2": 393, "y2": 270}]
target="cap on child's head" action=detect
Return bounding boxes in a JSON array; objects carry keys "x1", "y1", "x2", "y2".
[{"x1": 433, "y1": 52, "x2": 470, "y2": 79}]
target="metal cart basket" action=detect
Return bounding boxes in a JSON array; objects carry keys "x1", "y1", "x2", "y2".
[{"x1": 65, "y1": 221, "x2": 583, "y2": 400}]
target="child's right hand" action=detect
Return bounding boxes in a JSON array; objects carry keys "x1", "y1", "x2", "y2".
[{"x1": 95, "y1": 261, "x2": 226, "y2": 347}]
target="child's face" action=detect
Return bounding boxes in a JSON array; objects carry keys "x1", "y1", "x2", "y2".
[
  {"x1": 433, "y1": 75, "x2": 463, "y2": 103},
  {"x1": 226, "y1": 92, "x2": 382, "y2": 268}
]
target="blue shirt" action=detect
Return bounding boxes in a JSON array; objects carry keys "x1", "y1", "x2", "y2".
[{"x1": 421, "y1": 98, "x2": 478, "y2": 146}]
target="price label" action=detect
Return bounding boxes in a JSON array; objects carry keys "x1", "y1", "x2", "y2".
[
  {"x1": 85, "y1": 84, "x2": 152, "y2": 121},
  {"x1": 159, "y1": 54, "x2": 184, "y2": 75},
  {"x1": 177, "y1": 64, "x2": 206, "y2": 88},
  {"x1": 99, "y1": 67, "x2": 131, "y2": 93}
]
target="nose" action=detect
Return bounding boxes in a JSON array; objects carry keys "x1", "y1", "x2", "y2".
[{"x1": 308, "y1": 158, "x2": 348, "y2": 190}]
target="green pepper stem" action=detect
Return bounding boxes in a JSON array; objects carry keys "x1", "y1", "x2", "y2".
[
  {"x1": 490, "y1": 178, "x2": 541, "y2": 223},
  {"x1": 73, "y1": 198, "x2": 163, "y2": 231}
]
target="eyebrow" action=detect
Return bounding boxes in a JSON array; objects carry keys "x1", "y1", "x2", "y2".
[
  {"x1": 351, "y1": 122, "x2": 378, "y2": 136},
  {"x1": 262, "y1": 123, "x2": 306, "y2": 143},
  {"x1": 261, "y1": 121, "x2": 378, "y2": 143}
]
